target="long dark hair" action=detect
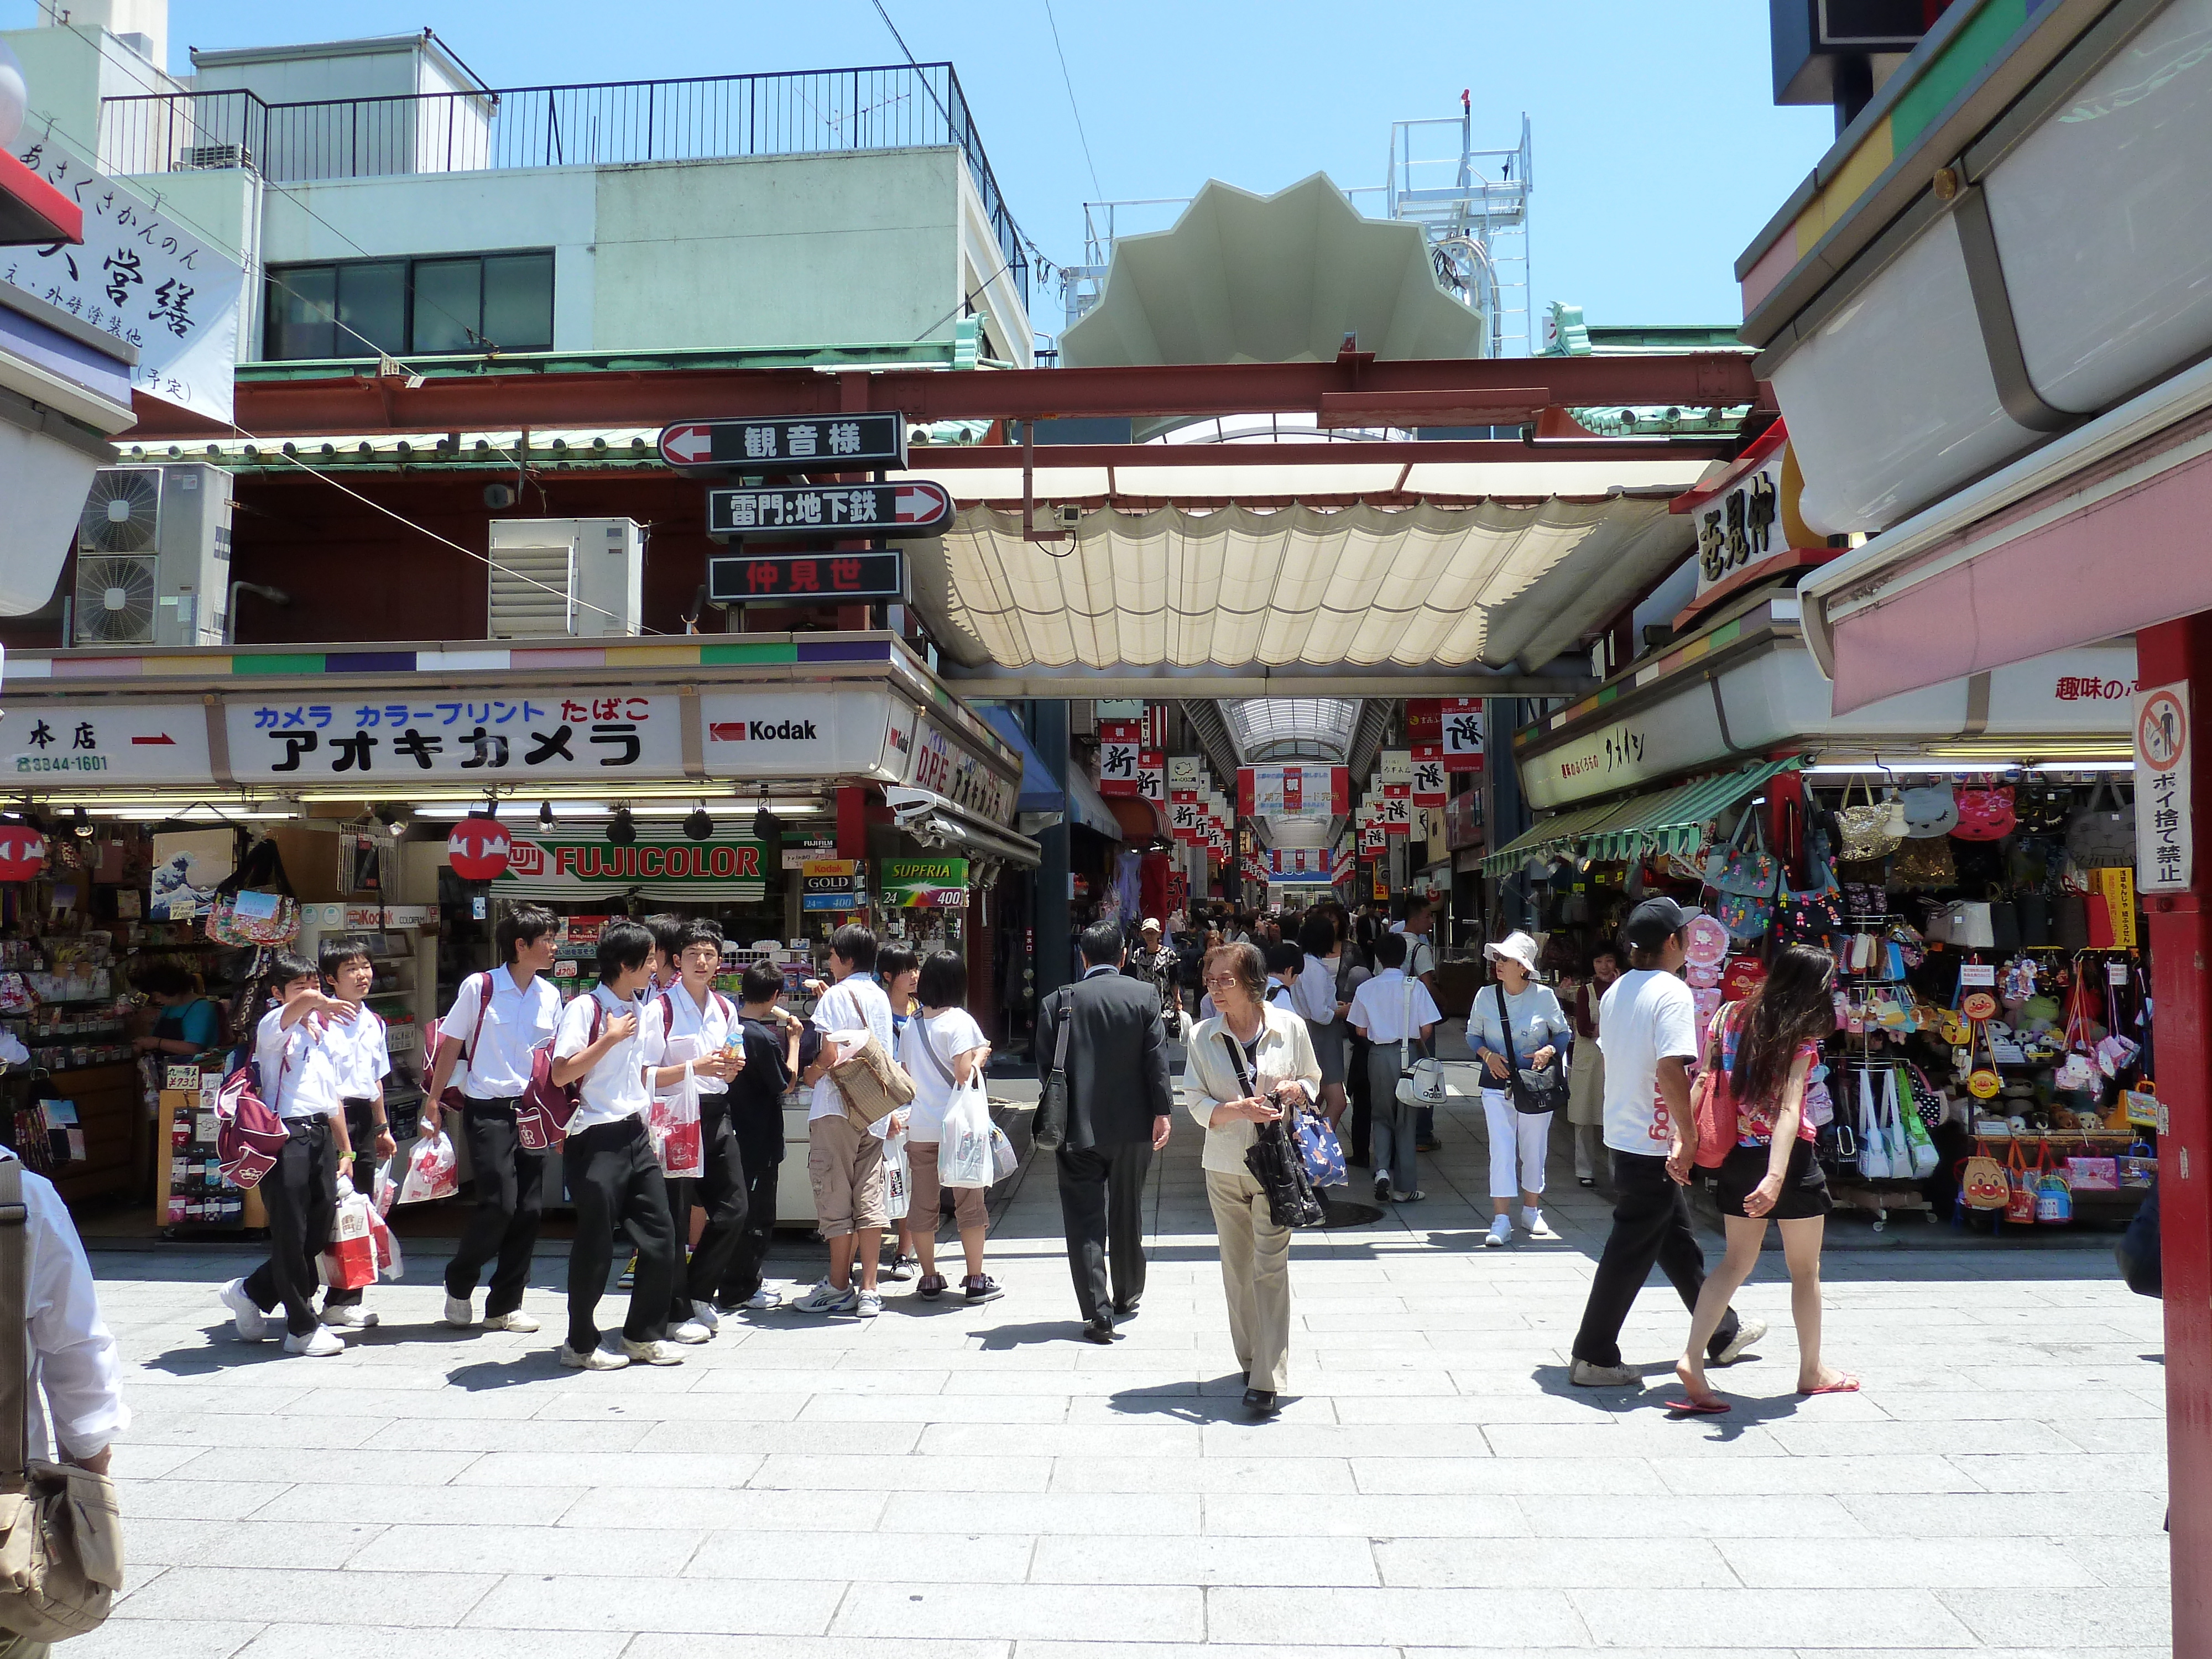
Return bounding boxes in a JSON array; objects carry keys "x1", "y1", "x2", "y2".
[{"x1": 1727, "y1": 943, "x2": 1837, "y2": 1108}]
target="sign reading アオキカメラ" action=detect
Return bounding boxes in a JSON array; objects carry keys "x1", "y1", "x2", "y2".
[
  {"x1": 491, "y1": 831, "x2": 770, "y2": 902},
  {"x1": 226, "y1": 692, "x2": 684, "y2": 781},
  {"x1": 880, "y1": 857, "x2": 969, "y2": 909}
]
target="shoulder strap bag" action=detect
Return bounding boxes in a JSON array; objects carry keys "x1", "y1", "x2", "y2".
[
  {"x1": 1220, "y1": 1029, "x2": 1324, "y2": 1229},
  {"x1": 1396, "y1": 983, "x2": 1447, "y2": 1108},
  {"x1": 0, "y1": 1160, "x2": 124, "y2": 1637},
  {"x1": 1032, "y1": 992, "x2": 1071, "y2": 1151},
  {"x1": 1494, "y1": 985, "x2": 1568, "y2": 1117},
  {"x1": 437, "y1": 973, "x2": 495, "y2": 1113}
]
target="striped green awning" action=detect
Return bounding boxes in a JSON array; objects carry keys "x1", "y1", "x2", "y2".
[{"x1": 1479, "y1": 757, "x2": 1803, "y2": 877}]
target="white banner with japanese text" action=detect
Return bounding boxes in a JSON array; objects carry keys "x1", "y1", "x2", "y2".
[{"x1": 225, "y1": 690, "x2": 683, "y2": 782}]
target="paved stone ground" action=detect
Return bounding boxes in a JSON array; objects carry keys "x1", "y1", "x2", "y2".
[{"x1": 72, "y1": 1058, "x2": 2171, "y2": 1658}]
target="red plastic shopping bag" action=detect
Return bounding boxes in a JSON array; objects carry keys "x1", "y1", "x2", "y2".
[{"x1": 398, "y1": 1130, "x2": 459, "y2": 1204}]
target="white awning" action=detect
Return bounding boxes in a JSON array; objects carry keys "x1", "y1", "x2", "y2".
[{"x1": 904, "y1": 495, "x2": 1695, "y2": 673}]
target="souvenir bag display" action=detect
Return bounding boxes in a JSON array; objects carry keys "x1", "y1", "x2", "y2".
[
  {"x1": 1964, "y1": 1022, "x2": 2002, "y2": 1103},
  {"x1": 1898, "y1": 781, "x2": 1960, "y2": 839},
  {"x1": 1959, "y1": 1142, "x2": 2011, "y2": 1210},
  {"x1": 1683, "y1": 913, "x2": 1731, "y2": 974},
  {"x1": 1835, "y1": 775, "x2": 1906, "y2": 862},
  {"x1": 1953, "y1": 776, "x2": 2017, "y2": 840},
  {"x1": 2033, "y1": 1150, "x2": 2074, "y2": 1225},
  {"x1": 1720, "y1": 955, "x2": 1767, "y2": 1001},
  {"x1": 2053, "y1": 972, "x2": 2098, "y2": 1092},
  {"x1": 1855, "y1": 1068, "x2": 1893, "y2": 1180},
  {"x1": 2065, "y1": 781, "x2": 2137, "y2": 868},
  {"x1": 2120, "y1": 1141, "x2": 2159, "y2": 1188},
  {"x1": 2124, "y1": 1081, "x2": 2161, "y2": 1131},
  {"x1": 2093, "y1": 968, "x2": 2142, "y2": 1078},
  {"x1": 203, "y1": 836, "x2": 299, "y2": 948},
  {"x1": 2004, "y1": 1140, "x2": 2039, "y2": 1223},
  {"x1": 1706, "y1": 811, "x2": 1781, "y2": 941},
  {"x1": 1894, "y1": 1066, "x2": 1942, "y2": 1175}
]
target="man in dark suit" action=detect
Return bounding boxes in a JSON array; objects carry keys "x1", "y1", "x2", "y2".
[{"x1": 1040, "y1": 920, "x2": 1175, "y2": 1344}]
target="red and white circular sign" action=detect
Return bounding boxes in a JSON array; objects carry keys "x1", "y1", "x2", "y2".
[
  {"x1": 0, "y1": 827, "x2": 45, "y2": 883},
  {"x1": 447, "y1": 816, "x2": 512, "y2": 881}
]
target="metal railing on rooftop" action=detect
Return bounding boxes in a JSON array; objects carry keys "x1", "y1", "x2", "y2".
[{"x1": 98, "y1": 61, "x2": 1029, "y2": 307}]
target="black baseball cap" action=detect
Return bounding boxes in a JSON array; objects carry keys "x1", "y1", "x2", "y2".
[{"x1": 1622, "y1": 896, "x2": 1690, "y2": 951}]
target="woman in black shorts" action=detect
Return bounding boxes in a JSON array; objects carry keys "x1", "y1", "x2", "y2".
[{"x1": 1672, "y1": 943, "x2": 1856, "y2": 1411}]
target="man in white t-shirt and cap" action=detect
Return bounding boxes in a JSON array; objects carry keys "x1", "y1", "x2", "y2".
[{"x1": 1568, "y1": 896, "x2": 1764, "y2": 1388}]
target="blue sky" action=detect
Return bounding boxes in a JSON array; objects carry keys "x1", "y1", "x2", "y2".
[{"x1": 9, "y1": 1, "x2": 1837, "y2": 335}]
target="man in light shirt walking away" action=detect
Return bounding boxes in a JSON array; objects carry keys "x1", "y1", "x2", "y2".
[
  {"x1": 1569, "y1": 898, "x2": 1764, "y2": 1388},
  {"x1": 793, "y1": 924, "x2": 899, "y2": 1319},
  {"x1": 1348, "y1": 932, "x2": 1441, "y2": 1205}
]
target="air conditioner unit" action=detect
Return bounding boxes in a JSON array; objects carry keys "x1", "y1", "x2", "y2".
[
  {"x1": 176, "y1": 144, "x2": 251, "y2": 171},
  {"x1": 487, "y1": 518, "x2": 643, "y2": 639},
  {"x1": 71, "y1": 463, "x2": 232, "y2": 648}
]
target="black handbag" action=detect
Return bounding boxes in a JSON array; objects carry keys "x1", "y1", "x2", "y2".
[
  {"x1": 1221, "y1": 1032, "x2": 1325, "y2": 1229},
  {"x1": 1032, "y1": 994, "x2": 1071, "y2": 1151},
  {"x1": 1494, "y1": 985, "x2": 1570, "y2": 1117}
]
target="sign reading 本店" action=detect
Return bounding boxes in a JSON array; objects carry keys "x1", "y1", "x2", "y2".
[
  {"x1": 2136, "y1": 681, "x2": 2191, "y2": 894},
  {"x1": 708, "y1": 550, "x2": 905, "y2": 600},
  {"x1": 226, "y1": 691, "x2": 684, "y2": 781},
  {"x1": 493, "y1": 831, "x2": 770, "y2": 902},
  {"x1": 2, "y1": 703, "x2": 210, "y2": 780},
  {"x1": 880, "y1": 856, "x2": 969, "y2": 909}
]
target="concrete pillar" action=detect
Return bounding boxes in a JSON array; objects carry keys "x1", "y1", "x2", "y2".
[{"x1": 1034, "y1": 698, "x2": 1072, "y2": 1002}]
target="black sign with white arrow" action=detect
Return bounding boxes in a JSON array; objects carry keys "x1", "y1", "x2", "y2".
[
  {"x1": 705, "y1": 480, "x2": 953, "y2": 541},
  {"x1": 660, "y1": 414, "x2": 907, "y2": 473}
]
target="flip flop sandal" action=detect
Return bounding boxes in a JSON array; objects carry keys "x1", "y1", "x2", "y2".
[
  {"x1": 1798, "y1": 1375, "x2": 1862, "y2": 1396},
  {"x1": 1664, "y1": 1399, "x2": 1731, "y2": 1415}
]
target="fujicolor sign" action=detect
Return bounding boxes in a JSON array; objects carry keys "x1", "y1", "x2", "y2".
[{"x1": 493, "y1": 833, "x2": 769, "y2": 901}]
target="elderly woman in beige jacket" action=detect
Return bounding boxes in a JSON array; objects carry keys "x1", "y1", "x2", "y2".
[{"x1": 1184, "y1": 941, "x2": 1323, "y2": 1417}]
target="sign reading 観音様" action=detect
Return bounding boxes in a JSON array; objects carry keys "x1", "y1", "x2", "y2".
[
  {"x1": 660, "y1": 414, "x2": 908, "y2": 473},
  {"x1": 880, "y1": 856, "x2": 969, "y2": 909}
]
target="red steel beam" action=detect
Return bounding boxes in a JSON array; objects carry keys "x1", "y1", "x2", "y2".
[{"x1": 126, "y1": 354, "x2": 1762, "y2": 441}]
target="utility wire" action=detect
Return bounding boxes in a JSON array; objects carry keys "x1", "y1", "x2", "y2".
[{"x1": 1040, "y1": 0, "x2": 1102, "y2": 201}]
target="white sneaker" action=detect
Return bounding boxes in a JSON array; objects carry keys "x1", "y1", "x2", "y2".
[
  {"x1": 1714, "y1": 1316, "x2": 1769, "y2": 1367},
  {"x1": 671, "y1": 1319, "x2": 713, "y2": 1345},
  {"x1": 441, "y1": 1294, "x2": 476, "y2": 1328},
  {"x1": 1520, "y1": 1208, "x2": 1557, "y2": 1239},
  {"x1": 688, "y1": 1303, "x2": 719, "y2": 1335},
  {"x1": 791, "y1": 1279, "x2": 857, "y2": 1315},
  {"x1": 320, "y1": 1305, "x2": 377, "y2": 1330},
  {"x1": 744, "y1": 1286, "x2": 785, "y2": 1311},
  {"x1": 559, "y1": 1342, "x2": 629, "y2": 1371},
  {"x1": 855, "y1": 1289, "x2": 883, "y2": 1319},
  {"x1": 1570, "y1": 1358, "x2": 1641, "y2": 1387},
  {"x1": 219, "y1": 1277, "x2": 269, "y2": 1341},
  {"x1": 1484, "y1": 1215, "x2": 1512, "y2": 1248},
  {"x1": 622, "y1": 1337, "x2": 685, "y2": 1366},
  {"x1": 281, "y1": 1327, "x2": 345, "y2": 1357},
  {"x1": 483, "y1": 1310, "x2": 540, "y2": 1334}
]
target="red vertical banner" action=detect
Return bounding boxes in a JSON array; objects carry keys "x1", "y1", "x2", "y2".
[
  {"x1": 1411, "y1": 743, "x2": 1447, "y2": 808},
  {"x1": 1284, "y1": 769, "x2": 1303, "y2": 815},
  {"x1": 1237, "y1": 768, "x2": 1255, "y2": 816},
  {"x1": 1332, "y1": 766, "x2": 1350, "y2": 814}
]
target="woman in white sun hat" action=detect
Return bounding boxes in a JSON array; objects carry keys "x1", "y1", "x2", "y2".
[{"x1": 1469, "y1": 930, "x2": 1573, "y2": 1248}]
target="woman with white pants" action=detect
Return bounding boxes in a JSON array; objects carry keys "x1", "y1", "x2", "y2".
[{"x1": 1469, "y1": 931, "x2": 1573, "y2": 1248}]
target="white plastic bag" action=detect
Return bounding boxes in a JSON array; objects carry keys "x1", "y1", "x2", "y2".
[
  {"x1": 939, "y1": 1083, "x2": 993, "y2": 1188},
  {"x1": 879, "y1": 1118, "x2": 912, "y2": 1223},
  {"x1": 398, "y1": 1130, "x2": 459, "y2": 1204},
  {"x1": 367, "y1": 1201, "x2": 404, "y2": 1281},
  {"x1": 987, "y1": 1121, "x2": 1018, "y2": 1182},
  {"x1": 372, "y1": 1159, "x2": 399, "y2": 1219}
]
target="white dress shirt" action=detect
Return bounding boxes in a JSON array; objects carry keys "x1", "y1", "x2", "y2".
[
  {"x1": 440, "y1": 967, "x2": 562, "y2": 1099},
  {"x1": 644, "y1": 982, "x2": 736, "y2": 1097},
  {"x1": 554, "y1": 985, "x2": 653, "y2": 1131},
  {"x1": 1347, "y1": 968, "x2": 1442, "y2": 1046},
  {"x1": 326, "y1": 1009, "x2": 391, "y2": 1102},
  {"x1": 253, "y1": 1005, "x2": 345, "y2": 1121},
  {"x1": 5, "y1": 1152, "x2": 127, "y2": 1462}
]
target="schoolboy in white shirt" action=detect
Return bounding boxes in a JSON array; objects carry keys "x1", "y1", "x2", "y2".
[
  {"x1": 640, "y1": 919, "x2": 745, "y2": 1335},
  {"x1": 220, "y1": 951, "x2": 358, "y2": 1357},
  {"x1": 317, "y1": 937, "x2": 397, "y2": 1331},
  {"x1": 550, "y1": 920, "x2": 690, "y2": 1370}
]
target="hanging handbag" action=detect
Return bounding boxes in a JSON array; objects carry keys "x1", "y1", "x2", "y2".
[
  {"x1": 1856, "y1": 1070, "x2": 1892, "y2": 1180},
  {"x1": 1396, "y1": 982, "x2": 1447, "y2": 1108},
  {"x1": 0, "y1": 1159, "x2": 124, "y2": 1639},
  {"x1": 1953, "y1": 778, "x2": 2017, "y2": 841},
  {"x1": 1960, "y1": 1142, "x2": 2010, "y2": 1209},
  {"x1": 2065, "y1": 782, "x2": 2136, "y2": 868},
  {"x1": 1291, "y1": 1102, "x2": 1347, "y2": 1190},
  {"x1": 1222, "y1": 1032, "x2": 1325, "y2": 1230},
  {"x1": 1705, "y1": 809, "x2": 1781, "y2": 896},
  {"x1": 1880, "y1": 1068, "x2": 1913, "y2": 1175},
  {"x1": 2005, "y1": 1140, "x2": 2038, "y2": 1223},
  {"x1": 1032, "y1": 991, "x2": 1072, "y2": 1152},
  {"x1": 1689, "y1": 1003, "x2": 1739, "y2": 1170},
  {"x1": 1965, "y1": 1023, "x2": 2002, "y2": 1100},
  {"x1": 1491, "y1": 984, "x2": 1568, "y2": 1116},
  {"x1": 202, "y1": 837, "x2": 300, "y2": 948},
  {"x1": 1835, "y1": 775, "x2": 1905, "y2": 862},
  {"x1": 1889, "y1": 835, "x2": 1956, "y2": 890},
  {"x1": 1898, "y1": 782, "x2": 1959, "y2": 839}
]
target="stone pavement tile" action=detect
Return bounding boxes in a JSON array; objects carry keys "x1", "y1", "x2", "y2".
[
  {"x1": 1933, "y1": 1588, "x2": 2172, "y2": 1650},
  {"x1": 1328, "y1": 1392, "x2": 1627, "y2": 1426},
  {"x1": 64, "y1": 1617, "x2": 263, "y2": 1658},
  {"x1": 110, "y1": 1478, "x2": 292, "y2": 1521},
  {"x1": 799, "y1": 1392, "x2": 1072, "y2": 1424},
  {"x1": 561, "y1": 1486, "x2": 889, "y2": 1532},
  {"x1": 692, "y1": 1365, "x2": 949, "y2": 1395},
  {"x1": 1759, "y1": 1419, "x2": 2080, "y2": 1456},
  {"x1": 1263, "y1": 1369, "x2": 1462, "y2": 1396},
  {"x1": 754, "y1": 1452, "x2": 1052, "y2": 1491},
  {"x1": 237, "y1": 1632, "x2": 632, "y2": 1659},
  {"x1": 1204, "y1": 1493, "x2": 1522, "y2": 1537},
  {"x1": 833, "y1": 1581, "x2": 1204, "y2": 1641},
  {"x1": 1207, "y1": 1585, "x2": 1586, "y2": 1647},
  {"x1": 2064, "y1": 1535, "x2": 2178, "y2": 1589},
  {"x1": 253, "y1": 1483, "x2": 586, "y2": 1526},
  {"x1": 1573, "y1": 1587, "x2": 1975, "y2": 1648},
  {"x1": 1029, "y1": 1532, "x2": 1381, "y2": 1586},
  {"x1": 128, "y1": 1515, "x2": 384, "y2": 1569},
  {"x1": 1375, "y1": 1535, "x2": 1738, "y2": 1589},
  {"x1": 290, "y1": 1382, "x2": 562, "y2": 1419},
  {"x1": 109, "y1": 1382, "x2": 310, "y2": 1415},
  {"x1": 1837, "y1": 1488, "x2": 2167, "y2": 1538},
  {"x1": 1018, "y1": 1644, "x2": 1394, "y2": 1659},
  {"x1": 1482, "y1": 1422, "x2": 1794, "y2": 1459},
  {"x1": 121, "y1": 1407, "x2": 388, "y2": 1451},
  {"x1": 1717, "y1": 1535, "x2": 2096, "y2": 1588},
  {"x1": 115, "y1": 1566, "x2": 500, "y2": 1627},
  {"x1": 533, "y1": 1390, "x2": 811, "y2": 1422},
  {"x1": 367, "y1": 1417, "x2": 657, "y2": 1453},
  {"x1": 1647, "y1": 1453, "x2": 1978, "y2": 1495},
  {"x1": 634, "y1": 1420, "x2": 924, "y2": 1455},
  {"x1": 2049, "y1": 1417, "x2": 2169, "y2": 1454},
  {"x1": 1870, "y1": 1388, "x2": 2163, "y2": 1422},
  {"x1": 1358, "y1": 1457, "x2": 1667, "y2": 1497},
  {"x1": 917, "y1": 1421, "x2": 1202, "y2": 1458},
  {"x1": 1195, "y1": 1422, "x2": 1491, "y2": 1459},
  {"x1": 687, "y1": 1527, "x2": 1032, "y2": 1582},
  {"x1": 206, "y1": 1444, "x2": 483, "y2": 1485},
  {"x1": 107, "y1": 1443, "x2": 217, "y2": 1479},
  {"x1": 461, "y1": 1572, "x2": 843, "y2": 1635},
  {"x1": 1047, "y1": 1454, "x2": 1354, "y2": 1494},
  {"x1": 942, "y1": 1370, "x2": 1201, "y2": 1397},
  {"x1": 1523, "y1": 1494, "x2": 1871, "y2": 1539},
  {"x1": 629, "y1": 1640, "x2": 1009, "y2": 1659},
  {"x1": 456, "y1": 1451, "x2": 765, "y2": 1488},
  {"x1": 1065, "y1": 1390, "x2": 1339, "y2": 1425},
  {"x1": 880, "y1": 1490, "x2": 1202, "y2": 1537},
  {"x1": 1948, "y1": 1452, "x2": 2167, "y2": 1491},
  {"x1": 350, "y1": 1521, "x2": 710, "y2": 1575}
]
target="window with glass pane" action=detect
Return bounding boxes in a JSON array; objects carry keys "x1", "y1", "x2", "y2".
[
  {"x1": 411, "y1": 259, "x2": 481, "y2": 353},
  {"x1": 337, "y1": 262, "x2": 406, "y2": 357},
  {"x1": 266, "y1": 267, "x2": 335, "y2": 359},
  {"x1": 481, "y1": 253, "x2": 554, "y2": 351}
]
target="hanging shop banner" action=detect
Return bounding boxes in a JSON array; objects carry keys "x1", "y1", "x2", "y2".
[
  {"x1": 700, "y1": 688, "x2": 910, "y2": 781},
  {"x1": 1237, "y1": 765, "x2": 1350, "y2": 820},
  {"x1": 1380, "y1": 749, "x2": 1412, "y2": 785},
  {"x1": 1405, "y1": 699, "x2": 1442, "y2": 743},
  {"x1": 6, "y1": 132, "x2": 247, "y2": 422},
  {"x1": 2136, "y1": 680, "x2": 2191, "y2": 895},
  {"x1": 1441, "y1": 700, "x2": 1486, "y2": 762},
  {"x1": 1098, "y1": 734, "x2": 1141, "y2": 796},
  {"x1": 1360, "y1": 822, "x2": 1386, "y2": 855},
  {"x1": 1169, "y1": 794, "x2": 1203, "y2": 843},
  {"x1": 1138, "y1": 752, "x2": 1165, "y2": 807},
  {"x1": 906, "y1": 713, "x2": 1018, "y2": 824},
  {"x1": 1670, "y1": 421, "x2": 1828, "y2": 609},
  {"x1": 1380, "y1": 786, "x2": 1412, "y2": 836},
  {"x1": 880, "y1": 855, "x2": 969, "y2": 909},
  {"x1": 1167, "y1": 755, "x2": 1204, "y2": 789},
  {"x1": 494, "y1": 831, "x2": 770, "y2": 902},
  {"x1": 2, "y1": 702, "x2": 211, "y2": 782},
  {"x1": 1411, "y1": 744, "x2": 1447, "y2": 808},
  {"x1": 226, "y1": 691, "x2": 684, "y2": 783}
]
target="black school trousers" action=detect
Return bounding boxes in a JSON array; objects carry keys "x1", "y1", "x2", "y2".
[
  {"x1": 668, "y1": 1098, "x2": 748, "y2": 1323},
  {"x1": 564, "y1": 1115, "x2": 676, "y2": 1354},
  {"x1": 445, "y1": 1097, "x2": 545, "y2": 1318},
  {"x1": 244, "y1": 1119, "x2": 335, "y2": 1337},
  {"x1": 1571, "y1": 1149, "x2": 1743, "y2": 1370},
  {"x1": 1056, "y1": 1139, "x2": 1152, "y2": 1323},
  {"x1": 718, "y1": 1141, "x2": 783, "y2": 1306}
]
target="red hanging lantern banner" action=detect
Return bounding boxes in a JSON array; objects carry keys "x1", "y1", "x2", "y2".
[
  {"x1": 447, "y1": 816, "x2": 513, "y2": 881},
  {"x1": 0, "y1": 827, "x2": 46, "y2": 883}
]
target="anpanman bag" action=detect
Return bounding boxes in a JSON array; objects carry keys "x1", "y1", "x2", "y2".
[{"x1": 1960, "y1": 1142, "x2": 2010, "y2": 1210}]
